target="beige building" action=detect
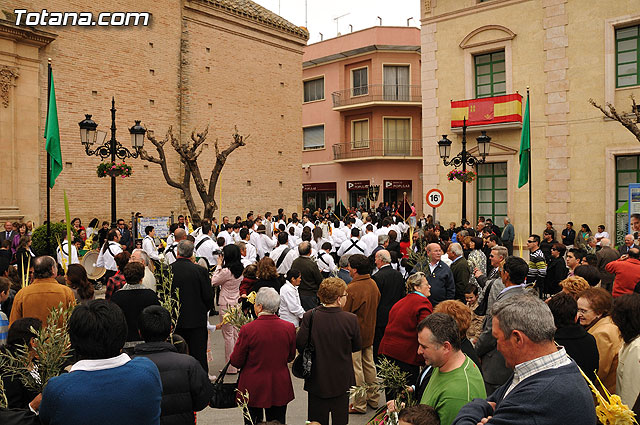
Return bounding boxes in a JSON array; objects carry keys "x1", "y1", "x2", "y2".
[
  {"x1": 421, "y1": 0, "x2": 640, "y2": 245},
  {"x1": 0, "y1": 0, "x2": 307, "y2": 225}
]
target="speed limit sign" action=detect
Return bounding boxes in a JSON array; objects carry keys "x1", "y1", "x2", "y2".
[{"x1": 426, "y1": 189, "x2": 444, "y2": 208}]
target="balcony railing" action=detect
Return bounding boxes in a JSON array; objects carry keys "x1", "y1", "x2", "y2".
[
  {"x1": 331, "y1": 84, "x2": 421, "y2": 108},
  {"x1": 332, "y1": 139, "x2": 422, "y2": 160}
]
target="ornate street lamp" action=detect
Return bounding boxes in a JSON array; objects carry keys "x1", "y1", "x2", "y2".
[
  {"x1": 79, "y1": 97, "x2": 146, "y2": 226},
  {"x1": 437, "y1": 117, "x2": 491, "y2": 221}
]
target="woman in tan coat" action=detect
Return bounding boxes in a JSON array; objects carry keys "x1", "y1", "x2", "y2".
[{"x1": 577, "y1": 287, "x2": 622, "y2": 394}]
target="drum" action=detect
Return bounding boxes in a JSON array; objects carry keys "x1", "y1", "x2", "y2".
[{"x1": 81, "y1": 250, "x2": 106, "y2": 280}]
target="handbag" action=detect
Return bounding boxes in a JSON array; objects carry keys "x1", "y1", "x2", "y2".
[
  {"x1": 292, "y1": 308, "x2": 316, "y2": 379},
  {"x1": 209, "y1": 360, "x2": 238, "y2": 409}
]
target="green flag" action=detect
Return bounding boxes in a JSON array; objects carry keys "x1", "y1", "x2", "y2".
[
  {"x1": 517, "y1": 95, "x2": 530, "y2": 188},
  {"x1": 45, "y1": 67, "x2": 62, "y2": 189}
]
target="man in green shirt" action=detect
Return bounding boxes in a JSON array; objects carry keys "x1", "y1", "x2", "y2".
[{"x1": 418, "y1": 313, "x2": 486, "y2": 425}]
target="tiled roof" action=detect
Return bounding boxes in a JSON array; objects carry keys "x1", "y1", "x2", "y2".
[{"x1": 198, "y1": 0, "x2": 309, "y2": 40}]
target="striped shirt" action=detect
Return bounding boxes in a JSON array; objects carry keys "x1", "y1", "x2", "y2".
[
  {"x1": 527, "y1": 248, "x2": 547, "y2": 286},
  {"x1": 505, "y1": 347, "x2": 572, "y2": 396}
]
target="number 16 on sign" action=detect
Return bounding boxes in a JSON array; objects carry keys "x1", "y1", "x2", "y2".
[{"x1": 426, "y1": 188, "x2": 444, "y2": 223}]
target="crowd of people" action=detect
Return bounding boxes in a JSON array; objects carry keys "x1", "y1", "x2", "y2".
[{"x1": 1, "y1": 207, "x2": 639, "y2": 425}]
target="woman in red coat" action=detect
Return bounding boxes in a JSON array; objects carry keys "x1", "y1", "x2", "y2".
[
  {"x1": 230, "y1": 287, "x2": 296, "y2": 425},
  {"x1": 378, "y1": 271, "x2": 432, "y2": 400}
]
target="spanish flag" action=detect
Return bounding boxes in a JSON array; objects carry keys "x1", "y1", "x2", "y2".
[{"x1": 451, "y1": 93, "x2": 523, "y2": 128}]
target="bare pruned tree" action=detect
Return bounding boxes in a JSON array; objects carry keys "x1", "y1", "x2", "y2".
[
  {"x1": 589, "y1": 95, "x2": 640, "y2": 143},
  {"x1": 140, "y1": 126, "x2": 247, "y2": 224}
]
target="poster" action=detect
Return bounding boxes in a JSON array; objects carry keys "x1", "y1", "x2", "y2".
[{"x1": 137, "y1": 217, "x2": 172, "y2": 239}]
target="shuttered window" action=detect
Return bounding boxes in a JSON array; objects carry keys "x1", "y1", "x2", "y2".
[{"x1": 303, "y1": 125, "x2": 324, "y2": 150}]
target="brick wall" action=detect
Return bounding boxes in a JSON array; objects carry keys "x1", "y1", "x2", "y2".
[{"x1": 6, "y1": 0, "x2": 306, "y2": 224}]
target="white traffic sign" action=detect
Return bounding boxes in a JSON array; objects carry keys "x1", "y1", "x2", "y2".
[{"x1": 426, "y1": 189, "x2": 444, "y2": 208}]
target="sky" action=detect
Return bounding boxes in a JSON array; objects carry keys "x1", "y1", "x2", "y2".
[{"x1": 253, "y1": 0, "x2": 421, "y2": 44}]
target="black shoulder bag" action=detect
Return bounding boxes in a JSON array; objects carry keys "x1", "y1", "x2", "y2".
[
  {"x1": 209, "y1": 360, "x2": 239, "y2": 409},
  {"x1": 292, "y1": 308, "x2": 316, "y2": 379}
]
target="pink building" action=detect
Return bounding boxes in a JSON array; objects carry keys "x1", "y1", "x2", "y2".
[{"x1": 302, "y1": 26, "x2": 422, "y2": 214}]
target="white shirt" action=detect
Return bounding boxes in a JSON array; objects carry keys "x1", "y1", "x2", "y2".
[
  {"x1": 338, "y1": 237, "x2": 367, "y2": 257},
  {"x1": 316, "y1": 251, "x2": 336, "y2": 273},
  {"x1": 231, "y1": 231, "x2": 241, "y2": 243},
  {"x1": 166, "y1": 233, "x2": 175, "y2": 246},
  {"x1": 270, "y1": 244, "x2": 297, "y2": 275},
  {"x1": 311, "y1": 237, "x2": 333, "y2": 253},
  {"x1": 194, "y1": 234, "x2": 219, "y2": 267},
  {"x1": 243, "y1": 241, "x2": 258, "y2": 264},
  {"x1": 375, "y1": 226, "x2": 390, "y2": 237},
  {"x1": 190, "y1": 227, "x2": 202, "y2": 238},
  {"x1": 220, "y1": 230, "x2": 234, "y2": 247},
  {"x1": 164, "y1": 242, "x2": 179, "y2": 265},
  {"x1": 279, "y1": 282, "x2": 305, "y2": 327},
  {"x1": 96, "y1": 241, "x2": 122, "y2": 271},
  {"x1": 287, "y1": 234, "x2": 300, "y2": 249},
  {"x1": 303, "y1": 221, "x2": 315, "y2": 231},
  {"x1": 389, "y1": 224, "x2": 402, "y2": 242},
  {"x1": 56, "y1": 240, "x2": 79, "y2": 266},
  {"x1": 594, "y1": 231, "x2": 610, "y2": 245},
  {"x1": 256, "y1": 234, "x2": 276, "y2": 259},
  {"x1": 142, "y1": 236, "x2": 160, "y2": 261},
  {"x1": 360, "y1": 231, "x2": 378, "y2": 257},
  {"x1": 332, "y1": 227, "x2": 348, "y2": 250}
]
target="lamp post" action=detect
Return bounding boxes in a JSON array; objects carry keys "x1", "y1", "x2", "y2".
[
  {"x1": 79, "y1": 97, "x2": 146, "y2": 226},
  {"x1": 437, "y1": 118, "x2": 491, "y2": 222}
]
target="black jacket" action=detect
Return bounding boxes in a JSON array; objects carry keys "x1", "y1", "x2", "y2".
[
  {"x1": 544, "y1": 256, "x2": 568, "y2": 295},
  {"x1": 554, "y1": 324, "x2": 599, "y2": 382},
  {"x1": 426, "y1": 261, "x2": 455, "y2": 308},
  {"x1": 110, "y1": 287, "x2": 160, "y2": 341},
  {"x1": 134, "y1": 341, "x2": 214, "y2": 425},
  {"x1": 372, "y1": 265, "x2": 406, "y2": 355},
  {"x1": 171, "y1": 258, "x2": 214, "y2": 329},
  {"x1": 449, "y1": 257, "x2": 471, "y2": 302}
]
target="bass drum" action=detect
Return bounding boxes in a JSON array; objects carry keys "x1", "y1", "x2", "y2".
[{"x1": 81, "y1": 250, "x2": 106, "y2": 281}]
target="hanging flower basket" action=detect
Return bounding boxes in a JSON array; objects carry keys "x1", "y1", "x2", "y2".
[
  {"x1": 97, "y1": 162, "x2": 133, "y2": 178},
  {"x1": 447, "y1": 169, "x2": 477, "y2": 183}
]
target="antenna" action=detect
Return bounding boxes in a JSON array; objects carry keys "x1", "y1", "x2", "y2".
[
  {"x1": 333, "y1": 13, "x2": 350, "y2": 37},
  {"x1": 377, "y1": 16, "x2": 382, "y2": 26},
  {"x1": 319, "y1": 32, "x2": 323, "y2": 41},
  {"x1": 349, "y1": 24, "x2": 353, "y2": 33},
  {"x1": 407, "y1": 17, "x2": 413, "y2": 26}
]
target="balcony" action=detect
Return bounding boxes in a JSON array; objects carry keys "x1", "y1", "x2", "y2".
[
  {"x1": 331, "y1": 84, "x2": 421, "y2": 111},
  {"x1": 332, "y1": 139, "x2": 422, "y2": 161}
]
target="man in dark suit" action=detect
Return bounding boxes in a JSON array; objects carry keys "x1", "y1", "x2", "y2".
[
  {"x1": 425, "y1": 243, "x2": 455, "y2": 308},
  {"x1": 291, "y1": 242, "x2": 323, "y2": 310},
  {"x1": 171, "y1": 240, "x2": 214, "y2": 372},
  {"x1": 475, "y1": 256, "x2": 528, "y2": 395},
  {"x1": 447, "y1": 242, "x2": 470, "y2": 302},
  {"x1": 371, "y1": 249, "x2": 405, "y2": 361},
  {"x1": 597, "y1": 238, "x2": 620, "y2": 292},
  {"x1": 0, "y1": 221, "x2": 16, "y2": 245},
  {"x1": 117, "y1": 218, "x2": 133, "y2": 252},
  {"x1": 618, "y1": 234, "x2": 640, "y2": 256}
]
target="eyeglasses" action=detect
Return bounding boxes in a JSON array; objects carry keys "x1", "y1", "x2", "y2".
[
  {"x1": 577, "y1": 308, "x2": 592, "y2": 314},
  {"x1": 527, "y1": 240, "x2": 535, "y2": 243},
  {"x1": 551, "y1": 248, "x2": 558, "y2": 251}
]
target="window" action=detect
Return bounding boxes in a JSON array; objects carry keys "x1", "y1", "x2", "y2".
[
  {"x1": 384, "y1": 118, "x2": 411, "y2": 155},
  {"x1": 352, "y1": 120, "x2": 369, "y2": 149},
  {"x1": 303, "y1": 125, "x2": 324, "y2": 150},
  {"x1": 383, "y1": 66, "x2": 410, "y2": 100},
  {"x1": 352, "y1": 68, "x2": 368, "y2": 96},
  {"x1": 475, "y1": 51, "x2": 506, "y2": 98},
  {"x1": 476, "y1": 162, "x2": 508, "y2": 224},
  {"x1": 616, "y1": 25, "x2": 639, "y2": 88},
  {"x1": 304, "y1": 77, "x2": 324, "y2": 102},
  {"x1": 616, "y1": 155, "x2": 640, "y2": 209}
]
